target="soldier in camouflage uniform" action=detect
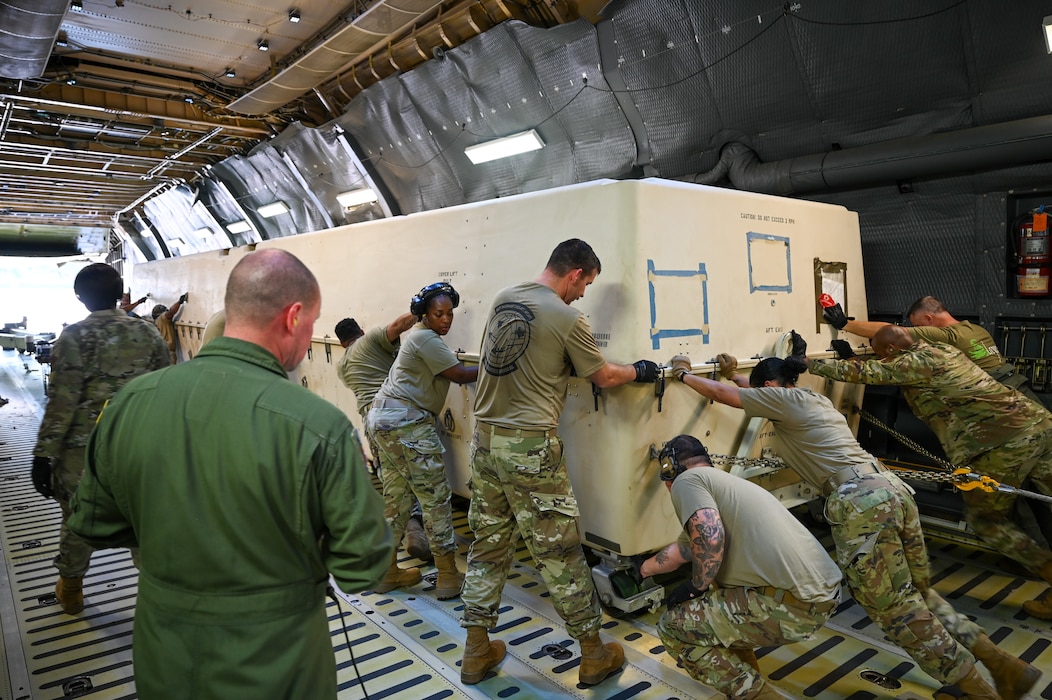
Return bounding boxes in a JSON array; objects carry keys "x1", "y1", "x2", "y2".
[
  {"x1": 670, "y1": 349, "x2": 1031, "y2": 700},
  {"x1": 823, "y1": 296, "x2": 1043, "y2": 404},
  {"x1": 335, "y1": 312, "x2": 429, "y2": 559},
  {"x1": 459, "y1": 239, "x2": 660, "y2": 687},
  {"x1": 367, "y1": 283, "x2": 477, "y2": 599},
  {"x1": 31, "y1": 263, "x2": 170, "y2": 615},
  {"x1": 810, "y1": 326, "x2": 1052, "y2": 627},
  {"x1": 636, "y1": 435, "x2": 841, "y2": 699}
]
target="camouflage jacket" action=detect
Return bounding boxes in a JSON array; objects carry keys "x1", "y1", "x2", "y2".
[
  {"x1": 34, "y1": 309, "x2": 170, "y2": 462},
  {"x1": 808, "y1": 340, "x2": 1047, "y2": 463}
]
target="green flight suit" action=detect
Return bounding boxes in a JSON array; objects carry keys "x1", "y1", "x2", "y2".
[{"x1": 68, "y1": 337, "x2": 393, "y2": 700}]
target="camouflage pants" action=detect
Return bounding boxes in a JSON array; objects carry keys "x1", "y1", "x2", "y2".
[
  {"x1": 363, "y1": 410, "x2": 422, "y2": 520},
  {"x1": 370, "y1": 407, "x2": 455, "y2": 557},
  {"x1": 825, "y1": 470, "x2": 975, "y2": 684},
  {"x1": 962, "y1": 423, "x2": 1052, "y2": 571},
  {"x1": 657, "y1": 585, "x2": 833, "y2": 697},
  {"x1": 460, "y1": 430, "x2": 602, "y2": 639},
  {"x1": 52, "y1": 451, "x2": 94, "y2": 578}
]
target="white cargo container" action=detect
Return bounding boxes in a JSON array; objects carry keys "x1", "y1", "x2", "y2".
[{"x1": 134, "y1": 178, "x2": 866, "y2": 569}]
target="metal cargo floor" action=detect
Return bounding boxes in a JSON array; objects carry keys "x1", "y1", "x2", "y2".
[{"x1": 1, "y1": 348, "x2": 1050, "y2": 699}]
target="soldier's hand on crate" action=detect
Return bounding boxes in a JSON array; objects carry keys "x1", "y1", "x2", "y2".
[
  {"x1": 670, "y1": 355, "x2": 692, "y2": 382},
  {"x1": 830, "y1": 339, "x2": 856, "y2": 359},
  {"x1": 822, "y1": 302, "x2": 850, "y2": 330},
  {"x1": 716, "y1": 353, "x2": 738, "y2": 380},
  {"x1": 633, "y1": 360, "x2": 660, "y2": 383}
]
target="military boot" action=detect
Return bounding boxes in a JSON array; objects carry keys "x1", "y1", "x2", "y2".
[
  {"x1": 743, "y1": 683, "x2": 788, "y2": 699},
  {"x1": 405, "y1": 516, "x2": 432, "y2": 561},
  {"x1": 971, "y1": 634, "x2": 1040, "y2": 700},
  {"x1": 1021, "y1": 561, "x2": 1052, "y2": 620},
  {"x1": 460, "y1": 626, "x2": 506, "y2": 684},
  {"x1": 932, "y1": 663, "x2": 1001, "y2": 700},
  {"x1": 55, "y1": 576, "x2": 84, "y2": 615},
  {"x1": 433, "y1": 552, "x2": 464, "y2": 600},
  {"x1": 731, "y1": 646, "x2": 761, "y2": 673},
  {"x1": 373, "y1": 552, "x2": 421, "y2": 594},
  {"x1": 579, "y1": 633, "x2": 624, "y2": 686}
]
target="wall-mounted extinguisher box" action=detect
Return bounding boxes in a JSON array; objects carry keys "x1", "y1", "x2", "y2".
[{"x1": 1007, "y1": 193, "x2": 1052, "y2": 299}]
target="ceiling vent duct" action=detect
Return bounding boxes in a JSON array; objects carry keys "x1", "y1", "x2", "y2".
[
  {"x1": 227, "y1": 0, "x2": 443, "y2": 116},
  {"x1": 0, "y1": 0, "x2": 70, "y2": 79}
]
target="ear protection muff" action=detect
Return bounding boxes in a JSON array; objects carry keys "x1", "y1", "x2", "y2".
[
  {"x1": 410, "y1": 282, "x2": 460, "y2": 317},
  {"x1": 657, "y1": 443, "x2": 686, "y2": 483}
]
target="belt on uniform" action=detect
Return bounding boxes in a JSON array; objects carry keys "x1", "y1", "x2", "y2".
[
  {"x1": 476, "y1": 422, "x2": 555, "y2": 439},
  {"x1": 822, "y1": 462, "x2": 885, "y2": 497},
  {"x1": 756, "y1": 586, "x2": 837, "y2": 614},
  {"x1": 371, "y1": 398, "x2": 416, "y2": 411}
]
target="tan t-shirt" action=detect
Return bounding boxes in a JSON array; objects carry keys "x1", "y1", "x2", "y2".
[
  {"x1": 337, "y1": 325, "x2": 399, "y2": 415},
  {"x1": 671, "y1": 467, "x2": 841, "y2": 602},
  {"x1": 739, "y1": 387, "x2": 878, "y2": 489},
  {"x1": 908, "y1": 321, "x2": 1004, "y2": 372},
  {"x1": 155, "y1": 315, "x2": 177, "y2": 363},
  {"x1": 375, "y1": 324, "x2": 458, "y2": 415},
  {"x1": 474, "y1": 281, "x2": 606, "y2": 430}
]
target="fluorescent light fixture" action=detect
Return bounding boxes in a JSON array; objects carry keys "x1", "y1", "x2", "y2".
[
  {"x1": 257, "y1": 201, "x2": 289, "y2": 218},
  {"x1": 226, "y1": 220, "x2": 252, "y2": 234},
  {"x1": 464, "y1": 129, "x2": 544, "y2": 165},
  {"x1": 336, "y1": 188, "x2": 378, "y2": 208},
  {"x1": 193, "y1": 227, "x2": 213, "y2": 238},
  {"x1": 1044, "y1": 15, "x2": 1052, "y2": 54},
  {"x1": 257, "y1": 39, "x2": 269, "y2": 52},
  {"x1": 288, "y1": 9, "x2": 301, "y2": 22},
  {"x1": 70, "y1": 0, "x2": 83, "y2": 11},
  {"x1": 224, "y1": 68, "x2": 235, "y2": 78}
]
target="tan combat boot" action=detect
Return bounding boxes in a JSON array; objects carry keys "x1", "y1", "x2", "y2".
[
  {"x1": 55, "y1": 576, "x2": 84, "y2": 614},
  {"x1": 743, "y1": 683, "x2": 787, "y2": 699},
  {"x1": 460, "y1": 626, "x2": 506, "y2": 684},
  {"x1": 731, "y1": 646, "x2": 761, "y2": 673},
  {"x1": 373, "y1": 552, "x2": 421, "y2": 594},
  {"x1": 1021, "y1": 561, "x2": 1052, "y2": 620},
  {"x1": 405, "y1": 517, "x2": 432, "y2": 561},
  {"x1": 578, "y1": 633, "x2": 624, "y2": 686},
  {"x1": 971, "y1": 634, "x2": 1041, "y2": 700},
  {"x1": 932, "y1": 662, "x2": 1001, "y2": 700},
  {"x1": 433, "y1": 552, "x2": 464, "y2": 600}
]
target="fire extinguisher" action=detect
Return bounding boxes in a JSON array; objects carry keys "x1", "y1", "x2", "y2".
[{"x1": 1012, "y1": 207, "x2": 1052, "y2": 298}]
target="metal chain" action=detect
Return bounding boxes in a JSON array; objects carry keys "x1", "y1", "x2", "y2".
[
  {"x1": 708, "y1": 453, "x2": 789, "y2": 471},
  {"x1": 709, "y1": 412, "x2": 1052, "y2": 502},
  {"x1": 854, "y1": 408, "x2": 956, "y2": 472}
]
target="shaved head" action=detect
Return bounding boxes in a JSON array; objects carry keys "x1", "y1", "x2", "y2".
[
  {"x1": 872, "y1": 325, "x2": 914, "y2": 358},
  {"x1": 225, "y1": 249, "x2": 319, "y2": 327}
]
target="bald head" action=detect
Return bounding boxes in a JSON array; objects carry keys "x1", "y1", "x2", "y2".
[
  {"x1": 225, "y1": 249, "x2": 319, "y2": 328},
  {"x1": 872, "y1": 325, "x2": 914, "y2": 359}
]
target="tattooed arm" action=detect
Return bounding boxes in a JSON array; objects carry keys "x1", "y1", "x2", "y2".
[
  {"x1": 640, "y1": 541, "x2": 691, "y2": 578},
  {"x1": 685, "y1": 507, "x2": 725, "y2": 591}
]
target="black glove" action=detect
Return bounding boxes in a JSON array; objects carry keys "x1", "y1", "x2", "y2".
[
  {"x1": 822, "y1": 303, "x2": 849, "y2": 330},
  {"x1": 789, "y1": 330, "x2": 807, "y2": 358},
  {"x1": 633, "y1": 359, "x2": 660, "y2": 383},
  {"x1": 31, "y1": 456, "x2": 54, "y2": 499},
  {"x1": 830, "y1": 339, "x2": 856, "y2": 359},
  {"x1": 626, "y1": 555, "x2": 649, "y2": 585},
  {"x1": 179, "y1": 293, "x2": 189, "y2": 304},
  {"x1": 666, "y1": 580, "x2": 705, "y2": 609}
]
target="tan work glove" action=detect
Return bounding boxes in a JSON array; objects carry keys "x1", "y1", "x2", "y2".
[
  {"x1": 716, "y1": 353, "x2": 738, "y2": 380},
  {"x1": 670, "y1": 355, "x2": 692, "y2": 382}
]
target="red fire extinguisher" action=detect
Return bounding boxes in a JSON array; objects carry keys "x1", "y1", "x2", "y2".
[{"x1": 1012, "y1": 208, "x2": 1051, "y2": 298}]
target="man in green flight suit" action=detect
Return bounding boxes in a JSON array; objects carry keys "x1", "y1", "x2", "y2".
[{"x1": 68, "y1": 248, "x2": 393, "y2": 699}]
